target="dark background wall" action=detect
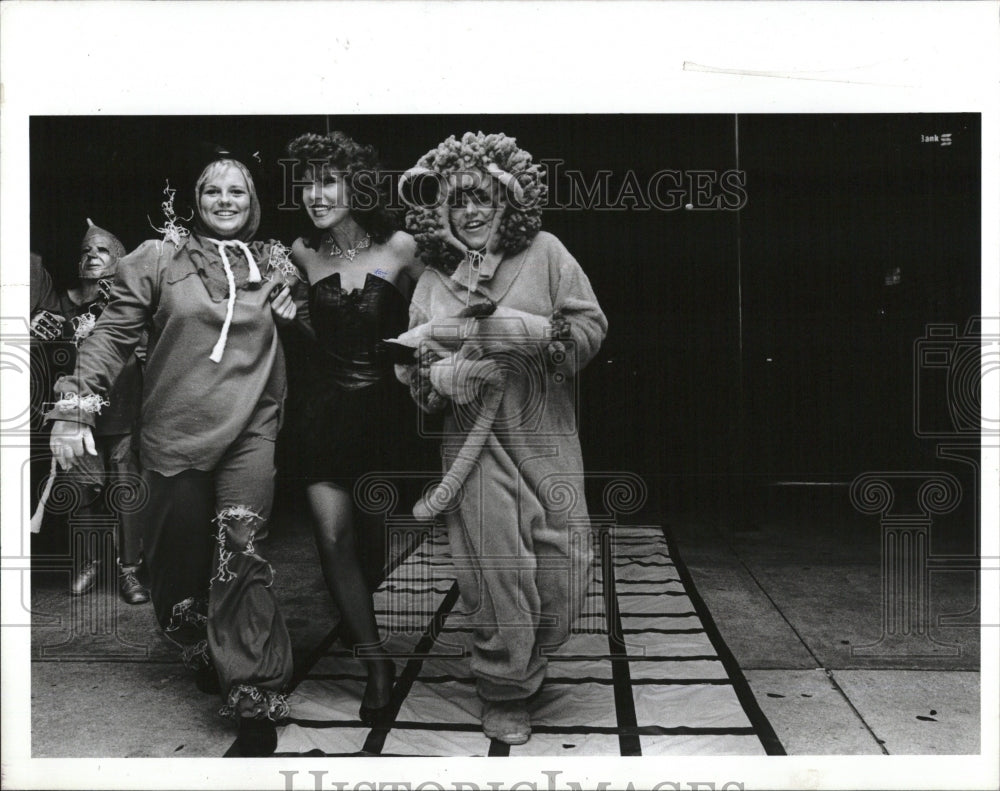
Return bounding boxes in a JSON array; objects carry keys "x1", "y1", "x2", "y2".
[{"x1": 29, "y1": 114, "x2": 981, "y2": 517}]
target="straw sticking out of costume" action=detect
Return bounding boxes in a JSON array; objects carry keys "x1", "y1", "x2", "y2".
[
  {"x1": 210, "y1": 505, "x2": 265, "y2": 584},
  {"x1": 266, "y1": 241, "x2": 303, "y2": 282},
  {"x1": 216, "y1": 504, "x2": 264, "y2": 524},
  {"x1": 148, "y1": 181, "x2": 192, "y2": 247},
  {"x1": 181, "y1": 640, "x2": 211, "y2": 671},
  {"x1": 166, "y1": 597, "x2": 208, "y2": 633},
  {"x1": 72, "y1": 312, "x2": 97, "y2": 346},
  {"x1": 212, "y1": 525, "x2": 237, "y2": 584},
  {"x1": 219, "y1": 685, "x2": 290, "y2": 722},
  {"x1": 52, "y1": 393, "x2": 110, "y2": 414}
]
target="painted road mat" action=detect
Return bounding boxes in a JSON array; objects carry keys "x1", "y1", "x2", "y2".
[{"x1": 269, "y1": 524, "x2": 783, "y2": 757}]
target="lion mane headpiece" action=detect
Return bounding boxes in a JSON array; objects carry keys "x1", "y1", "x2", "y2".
[{"x1": 400, "y1": 132, "x2": 547, "y2": 274}]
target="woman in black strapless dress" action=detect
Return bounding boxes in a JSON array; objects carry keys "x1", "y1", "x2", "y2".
[{"x1": 285, "y1": 132, "x2": 424, "y2": 724}]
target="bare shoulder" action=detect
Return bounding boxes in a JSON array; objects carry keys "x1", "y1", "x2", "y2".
[
  {"x1": 387, "y1": 231, "x2": 424, "y2": 276},
  {"x1": 290, "y1": 236, "x2": 325, "y2": 282},
  {"x1": 387, "y1": 230, "x2": 418, "y2": 257}
]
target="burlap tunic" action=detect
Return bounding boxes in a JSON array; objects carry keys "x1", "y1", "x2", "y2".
[{"x1": 50, "y1": 233, "x2": 296, "y2": 717}]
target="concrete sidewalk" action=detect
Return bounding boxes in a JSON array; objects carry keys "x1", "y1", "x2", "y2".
[
  {"x1": 28, "y1": 488, "x2": 981, "y2": 757},
  {"x1": 670, "y1": 485, "x2": 980, "y2": 755}
]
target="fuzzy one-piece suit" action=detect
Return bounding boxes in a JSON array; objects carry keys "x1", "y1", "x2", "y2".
[{"x1": 399, "y1": 230, "x2": 607, "y2": 702}]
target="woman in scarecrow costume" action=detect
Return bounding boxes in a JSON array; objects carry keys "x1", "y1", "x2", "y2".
[
  {"x1": 396, "y1": 132, "x2": 608, "y2": 745},
  {"x1": 31, "y1": 220, "x2": 150, "y2": 604},
  {"x1": 47, "y1": 152, "x2": 299, "y2": 756}
]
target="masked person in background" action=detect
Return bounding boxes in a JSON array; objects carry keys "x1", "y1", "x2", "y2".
[
  {"x1": 47, "y1": 153, "x2": 299, "y2": 756},
  {"x1": 31, "y1": 221, "x2": 149, "y2": 604},
  {"x1": 395, "y1": 132, "x2": 607, "y2": 745}
]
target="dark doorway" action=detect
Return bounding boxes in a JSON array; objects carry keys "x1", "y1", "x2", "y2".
[{"x1": 28, "y1": 113, "x2": 981, "y2": 526}]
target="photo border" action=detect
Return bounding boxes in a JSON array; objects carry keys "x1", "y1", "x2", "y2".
[{"x1": 2, "y1": 2, "x2": 998, "y2": 789}]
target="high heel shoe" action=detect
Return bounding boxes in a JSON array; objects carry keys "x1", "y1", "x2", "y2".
[
  {"x1": 358, "y1": 662, "x2": 396, "y2": 727},
  {"x1": 194, "y1": 662, "x2": 221, "y2": 695}
]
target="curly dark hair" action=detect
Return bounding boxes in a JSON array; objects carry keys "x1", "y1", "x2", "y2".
[{"x1": 285, "y1": 131, "x2": 399, "y2": 245}]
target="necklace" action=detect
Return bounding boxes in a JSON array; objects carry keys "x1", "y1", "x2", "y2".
[{"x1": 326, "y1": 232, "x2": 372, "y2": 261}]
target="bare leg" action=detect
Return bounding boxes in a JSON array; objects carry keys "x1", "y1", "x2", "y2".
[{"x1": 306, "y1": 482, "x2": 393, "y2": 709}]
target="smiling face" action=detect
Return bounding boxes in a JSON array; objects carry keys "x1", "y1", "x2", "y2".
[
  {"x1": 448, "y1": 168, "x2": 503, "y2": 251},
  {"x1": 197, "y1": 163, "x2": 252, "y2": 239},
  {"x1": 78, "y1": 234, "x2": 118, "y2": 280},
  {"x1": 302, "y1": 165, "x2": 352, "y2": 230}
]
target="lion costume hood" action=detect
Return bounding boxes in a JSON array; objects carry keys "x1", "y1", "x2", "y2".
[{"x1": 399, "y1": 132, "x2": 547, "y2": 274}]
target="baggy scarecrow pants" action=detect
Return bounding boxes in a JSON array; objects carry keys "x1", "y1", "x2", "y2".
[{"x1": 140, "y1": 432, "x2": 293, "y2": 719}]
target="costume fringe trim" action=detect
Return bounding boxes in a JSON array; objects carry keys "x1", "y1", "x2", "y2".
[
  {"x1": 219, "y1": 684, "x2": 290, "y2": 722},
  {"x1": 71, "y1": 313, "x2": 97, "y2": 346},
  {"x1": 210, "y1": 506, "x2": 265, "y2": 585},
  {"x1": 180, "y1": 639, "x2": 211, "y2": 671},
  {"x1": 148, "y1": 181, "x2": 191, "y2": 247},
  {"x1": 52, "y1": 393, "x2": 109, "y2": 415},
  {"x1": 265, "y1": 241, "x2": 303, "y2": 282},
  {"x1": 165, "y1": 597, "x2": 208, "y2": 633}
]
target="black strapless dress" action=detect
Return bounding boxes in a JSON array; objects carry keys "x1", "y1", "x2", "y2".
[{"x1": 289, "y1": 272, "x2": 418, "y2": 485}]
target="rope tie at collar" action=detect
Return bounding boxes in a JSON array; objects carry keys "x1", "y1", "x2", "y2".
[
  {"x1": 208, "y1": 239, "x2": 260, "y2": 363},
  {"x1": 465, "y1": 249, "x2": 484, "y2": 307}
]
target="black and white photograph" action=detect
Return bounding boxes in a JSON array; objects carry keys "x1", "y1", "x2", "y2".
[{"x1": 2, "y1": 3, "x2": 997, "y2": 791}]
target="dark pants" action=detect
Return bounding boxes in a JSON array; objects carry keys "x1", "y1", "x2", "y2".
[
  {"x1": 141, "y1": 433, "x2": 293, "y2": 717},
  {"x1": 63, "y1": 432, "x2": 143, "y2": 567}
]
